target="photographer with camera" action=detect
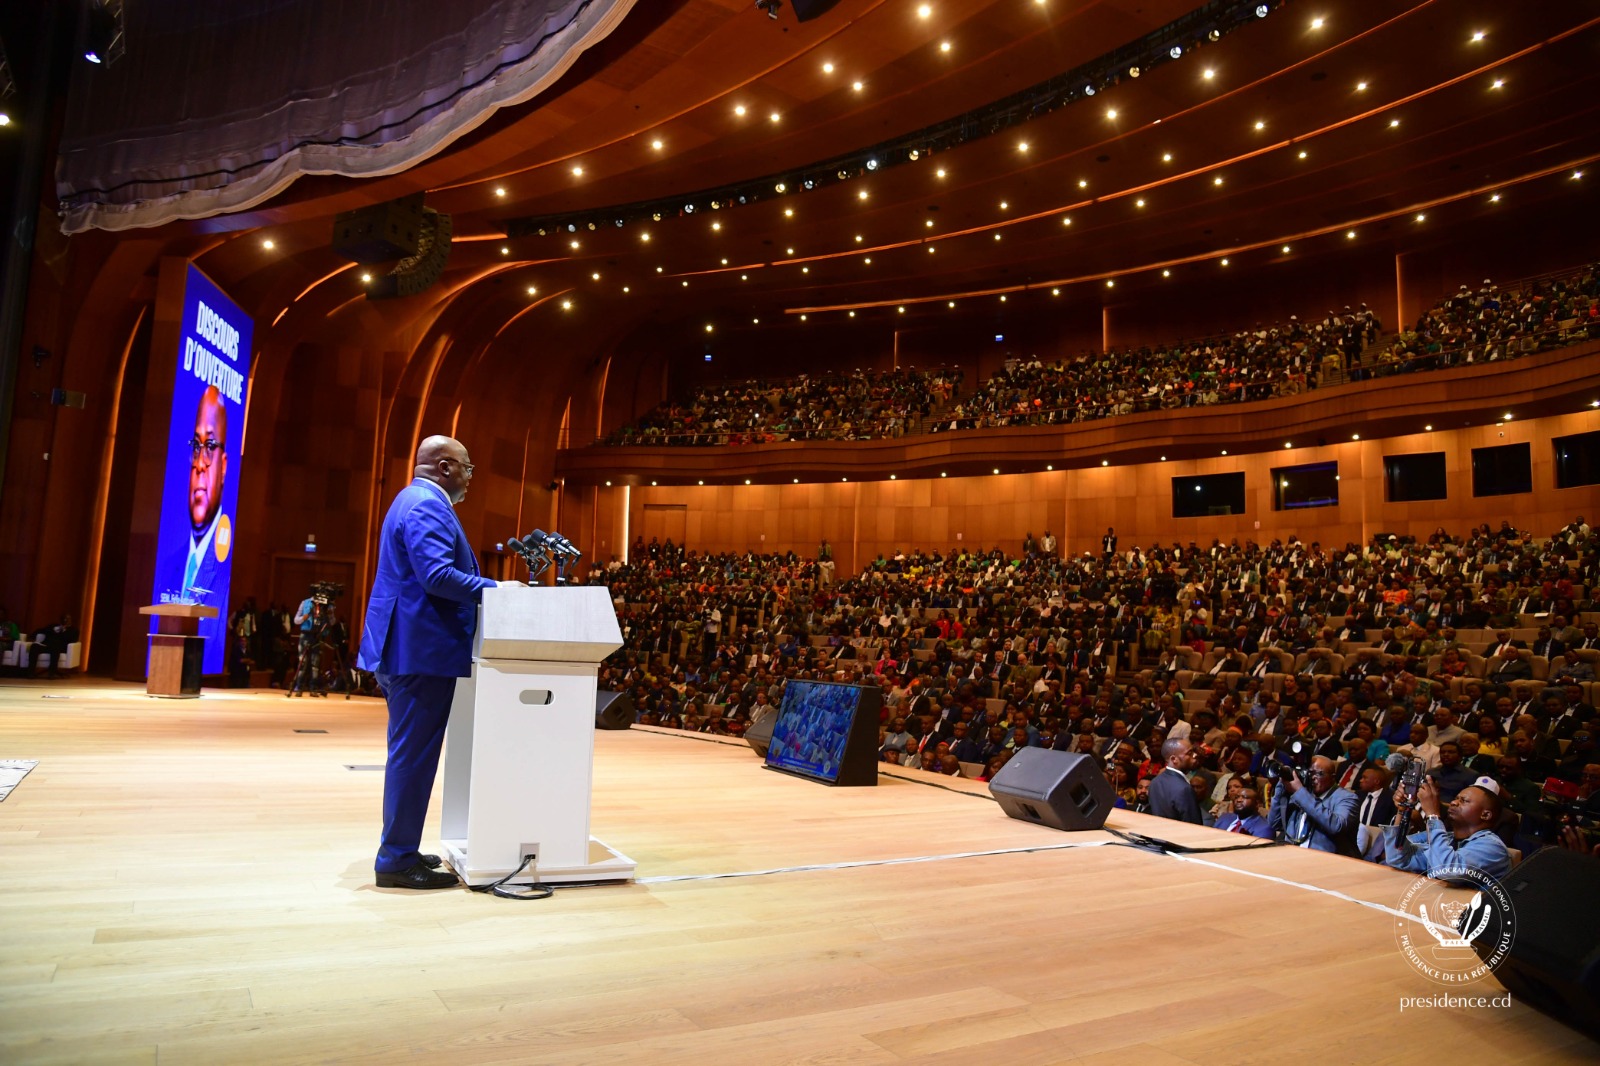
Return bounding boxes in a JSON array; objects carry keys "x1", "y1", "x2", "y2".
[
  {"x1": 1266, "y1": 752, "x2": 1361, "y2": 857},
  {"x1": 1382, "y1": 775, "x2": 1511, "y2": 882}
]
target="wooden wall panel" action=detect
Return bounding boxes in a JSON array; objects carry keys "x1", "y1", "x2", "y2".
[{"x1": 614, "y1": 410, "x2": 1600, "y2": 566}]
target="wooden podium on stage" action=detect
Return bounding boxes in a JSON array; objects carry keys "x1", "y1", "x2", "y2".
[
  {"x1": 138, "y1": 604, "x2": 220, "y2": 698},
  {"x1": 438, "y1": 585, "x2": 635, "y2": 886}
]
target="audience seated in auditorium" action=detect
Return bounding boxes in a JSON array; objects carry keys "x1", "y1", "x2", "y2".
[{"x1": 591, "y1": 515, "x2": 1600, "y2": 870}]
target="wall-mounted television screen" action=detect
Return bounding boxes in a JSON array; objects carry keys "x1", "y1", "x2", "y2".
[{"x1": 765, "y1": 680, "x2": 880, "y2": 786}]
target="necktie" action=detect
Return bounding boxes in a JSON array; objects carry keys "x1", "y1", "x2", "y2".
[
  {"x1": 1229, "y1": 819, "x2": 1245, "y2": 834},
  {"x1": 1361, "y1": 792, "x2": 1377, "y2": 824}
]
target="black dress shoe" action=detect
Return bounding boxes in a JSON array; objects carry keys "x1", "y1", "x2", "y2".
[
  {"x1": 419, "y1": 853, "x2": 442, "y2": 869},
  {"x1": 375, "y1": 863, "x2": 458, "y2": 890}
]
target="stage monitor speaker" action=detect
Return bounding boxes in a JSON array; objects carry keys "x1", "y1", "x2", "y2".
[
  {"x1": 744, "y1": 712, "x2": 775, "y2": 757},
  {"x1": 594, "y1": 690, "x2": 634, "y2": 730},
  {"x1": 989, "y1": 748, "x2": 1116, "y2": 831},
  {"x1": 1476, "y1": 846, "x2": 1600, "y2": 1040}
]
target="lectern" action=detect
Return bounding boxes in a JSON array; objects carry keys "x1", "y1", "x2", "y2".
[
  {"x1": 138, "y1": 603, "x2": 220, "y2": 697},
  {"x1": 439, "y1": 585, "x2": 635, "y2": 886}
]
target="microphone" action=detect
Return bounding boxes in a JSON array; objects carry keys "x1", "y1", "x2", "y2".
[
  {"x1": 550, "y1": 531, "x2": 583, "y2": 558},
  {"x1": 1385, "y1": 753, "x2": 1410, "y2": 775}
]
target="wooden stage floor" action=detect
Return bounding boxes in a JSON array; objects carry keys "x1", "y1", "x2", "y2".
[{"x1": 0, "y1": 679, "x2": 1594, "y2": 1065}]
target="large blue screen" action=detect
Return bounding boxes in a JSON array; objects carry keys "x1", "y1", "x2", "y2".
[
  {"x1": 149, "y1": 264, "x2": 253, "y2": 673},
  {"x1": 765, "y1": 680, "x2": 863, "y2": 783}
]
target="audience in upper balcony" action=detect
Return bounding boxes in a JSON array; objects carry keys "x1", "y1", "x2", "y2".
[
  {"x1": 600, "y1": 263, "x2": 1597, "y2": 446},
  {"x1": 607, "y1": 366, "x2": 960, "y2": 446},
  {"x1": 592, "y1": 515, "x2": 1600, "y2": 866}
]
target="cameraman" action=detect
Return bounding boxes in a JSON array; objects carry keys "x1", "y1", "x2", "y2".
[
  {"x1": 1267, "y1": 755, "x2": 1361, "y2": 856},
  {"x1": 291, "y1": 593, "x2": 323, "y2": 697},
  {"x1": 1382, "y1": 776, "x2": 1510, "y2": 882}
]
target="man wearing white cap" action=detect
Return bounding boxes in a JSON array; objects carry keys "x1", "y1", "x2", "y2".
[{"x1": 1383, "y1": 775, "x2": 1511, "y2": 883}]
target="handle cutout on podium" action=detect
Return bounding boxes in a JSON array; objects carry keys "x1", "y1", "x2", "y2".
[{"x1": 518, "y1": 689, "x2": 554, "y2": 705}]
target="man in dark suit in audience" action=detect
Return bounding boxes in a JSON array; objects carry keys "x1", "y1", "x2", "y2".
[{"x1": 1148, "y1": 737, "x2": 1204, "y2": 824}]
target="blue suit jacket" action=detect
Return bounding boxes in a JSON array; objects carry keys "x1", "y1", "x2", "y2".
[{"x1": 358, "y1": 480, "x2": 495, "y2": 677}]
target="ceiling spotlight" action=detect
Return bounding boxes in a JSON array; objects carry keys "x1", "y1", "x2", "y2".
[
  {"x1": 1424, "y1": 424, "x2": 1433, "y2": 431},
  {"x1": 1414, "y1": 213, "x2": 1426, "y2": 222},
  {"x1": 0, "y1": 114, "x2": 10, "y2": 127},
  {"x1": 800, "y1": 314, "x2": 808, "y2": 320},
  {"x1": 1255, "y1": 4, "x2": 1268, "y2": 17},
  {"x1": 940, "y1": 40, "x2": 952, "y2": 53},
  {"x1": 360, "y1": 272, "x2": 372, "y2": 283},
  {"x1": 1471, "y1": 30, "x2": 1485, "y2": 42},
  {"x1": 786, "y1": 247, "x2": 795, "y2": 254},
  {"x1": 1078, "y1": 179, "x2": 1088, "y2": 188},
  {"x1": 1162, "y1": 152, "x2": 1173, "y2": 163},
  {"x1": 1106, "y1": 279, "x2": 1115, "y2": 288},
  {"x1": 855, "y1": 234, "x2": 864, "y2": 242},
  {"x1": 769, "y1": 111, "x2": 781, "y2": 123},
  {"x1": 1351, "y1": 433, "x2": 1360, "y2": 440},
  {"x1": 1170, "y1": 45, "x2": 1182, "y2": 58},
  {"x1": 918, "y1": 4, "x2": 932, "y2": 16},
  {"x1": 261, "y1": 239, "x2": 275, "y2": 250},
  {"x1": 1135, "y1": 198, "x2": 1145, "y2": 207},
  {"x1": 858, "y1": 190, "x2": 869, "y2": 200},
  {"x1": 1102, "y1": 459, "x2": 1109, "y2": 466},
  {"x1": 1106, "y1": 108, "x2": 1119, "y2": 120},
  {"x1": 925, "y1": 219, "x2": 934, "y2": 227},
  {"x1": 1051, "y1": 288, "x2": 1060, "y2": 295},
  {"x1": 526, "y1": 285, "x2": 538, "y2": 296},
  {"x1": 1254, "y1": 120, "x2": 1266, "y2": 131},
  {"x1": 908, "y1": 149, "x2": 920, "y2": 160},
  {"x1": 936, "y1": 168, "x2": 947, "y2": 178},
  {"x1": 734, "y1": 104, "x2": 747, "y2": 116},
  {"x1": 1085, "y1": 84, "x2": 1096, "y2": 96},
  {"x1": 640, "y1": 231, "x2": 651, "y2": 242},
  {"x1": 1213, "y1": 175, "x2": 1224, "y2": 186},
  {"x1": 1128, "y1": 66, "x2": 1141, "y2": 78},
  {"x1": 1310, "y1": 16, "x2": 1324, "y2": 29},
  {"x1": 1220, "y1": 258, "x2": 1229, "y2": 266},
  {"x1": 1356, "y1": 81, "x2": 1368, "y2": 91},
  {"x1": 591, "y1": 272, "x2": 601, "y2": 281},
  {"x1": 999, "y1": 201, "x2": 1009, "y2": 210},
  {"x1": 1202, "y1": 68, "x2": 1216, "y2": 80},
  {"x1": 889, "y1": 474, "x2": 896, "y2": 480},
  {"x1": 494, "y1": 187, "x2": 506, "y2": 197},
  {"x1": 1281, "y1": 245, "x2": 1291, "y2": 253},
  {"x1": 1389, "y1": 118, "x2": 1400, "y2": 127},
  {"x1": 785, "y1": 208, "x2": 794, "y2": 217},
  {"x1": 1490, "y1": 193, "x2": 1501, "y2": 202},
  {"x1": 1491, "y1": 79, "x2": 1505, "y2": 90},
  {"x1": 1298, "y1": 150, "x2": 1308, "y2": 159},
  {"x1": 1284, "y1": 442, "x2": 1292, "y2": 449},
  {"x1": 651, "y1": 139, "x2": 664, "y2": 150},
  {"x1": 712, "y1": 221, "x2": 721, "y2": 231},
  {"x1": 848, "y1": 311, "x2": 856, "y2": 317},
  {"x1": 898, "y1": 306, "x2": 905, "y2": 313},
  {"x1": 865, "y1": 158, "x2": 879, "y2": 171},
  {"x1": 1062, "y1": 216, "x2": 1072, "y2": 225},
  {"x1": 1346, "y1": 229, "x2": 1357, "y2": 239},
  {"x1": 705, "y1": 324, "x2": 714, "y2": 332},
  {"x1": 503, "y1": 246, "x2": 512, "y2": 255},
  {"x1": 1574, "y1": 170, "x2": 1585, "y2": 180},
  {"x1": 1017, "y1": 141, "x2": 1029, "y2": 152},
  {"x1": 822, "y1": 61, "x2": 834, "y2": 73},
  {"x1": 948, "y1": 301, "x2": 956, "y2": 308},
  {"x1": 852, "y1": 80, "x2": 864, "y2": 92},
  {"x1": 571, "y1": 165, "x2": 584, "y2": 177},
  {"x1": 1162, "y1": 269, "x2": 1171, "y2": 277},
  {"x1": 994, "y1": 234, "x2": 1002, "y2": 241},
  {"x1": 993, "y1": 468, "x2": 1000, "y2": 475},
  {"x1": 561, "y1": 300, "x2": 572, "y2": 310}
]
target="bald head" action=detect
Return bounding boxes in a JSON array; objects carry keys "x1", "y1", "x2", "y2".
[{"x1": 416, "y1": 435, "x2": 473, "y2": 504}]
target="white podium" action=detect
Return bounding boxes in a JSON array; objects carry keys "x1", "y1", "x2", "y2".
[{"x1": 439, "y1": 585, "x2": 635, "y2": 886}]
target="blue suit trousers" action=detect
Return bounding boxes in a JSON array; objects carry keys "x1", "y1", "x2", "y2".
[{"x1": 375, "y1": 672, "x2": 458, "y2": 872}]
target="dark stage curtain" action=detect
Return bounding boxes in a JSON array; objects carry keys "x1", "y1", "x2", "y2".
[{"x1": 55, "y1": 0, "x2": 636, "y2": 234}]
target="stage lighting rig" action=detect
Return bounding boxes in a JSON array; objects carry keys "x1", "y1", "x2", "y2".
[
  {"x1": 83, "y1": 1, "x2": 125, "y2": 67},
  {"x1": 755, "y1": 0, "x2": 782, "y2": 20}
]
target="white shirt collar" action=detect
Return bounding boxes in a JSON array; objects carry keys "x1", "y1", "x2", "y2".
[{"x1": 415, "y1": 478, "x2": 452, "y2": 505}]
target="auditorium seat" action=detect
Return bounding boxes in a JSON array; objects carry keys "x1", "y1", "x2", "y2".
[{"x1": 7, "y1": 640, "x2": 81, "y2": 672}]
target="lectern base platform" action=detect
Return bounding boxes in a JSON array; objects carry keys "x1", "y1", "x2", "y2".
[{"x1": 441, "y1": 836, "x2": 636, "y2": 887}]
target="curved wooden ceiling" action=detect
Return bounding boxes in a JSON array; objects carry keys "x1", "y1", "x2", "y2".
[{"x1": 181, "y1": 0, "x2": 1600, "y2": 372}]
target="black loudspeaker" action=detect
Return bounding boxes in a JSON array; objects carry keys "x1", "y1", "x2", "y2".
[
  {"x1": 791, "y1": 0, "x2": 845, "y2": 20},
  {"x1": 989, "y1": 748, "x2": 1116, "y2": 831},
  {"x1": 744, "y1": 713, "x2": 775, "y2": 757},
  {"x1": 1477, "y1": 847, "x2": 1600, "y2": 1040},
  {"x1": 332, "y1": 193, "x2": 425, "y2": 262},
  {"x1": 594, "y1": 690, "x2": 634, "y2": 730},
  {"x1": 370, "y1": 209, "x2": 452, "y2": 300}
]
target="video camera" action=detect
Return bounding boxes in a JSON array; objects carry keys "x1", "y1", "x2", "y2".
[
  {"x1": 309, "y1": 581, "x2": 344, "y2": 606},
  {"x1": 1262, "y1": 737, "x2": 1312, "y2": 788},
  {"x1": 1386, "y1": 751, "x2": 1428, "y2": 816},
  {"x1": 1529, "y1": 777, "x2": 1600, "y2": 847}
]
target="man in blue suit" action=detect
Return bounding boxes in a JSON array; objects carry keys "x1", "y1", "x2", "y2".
[{"x1": 359, "y1": 435, "x2": 499, "y2": 889}]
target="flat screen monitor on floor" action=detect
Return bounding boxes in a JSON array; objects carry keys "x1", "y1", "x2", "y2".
[{"x1": 764, "y1": 680, "x2": 881, "y2": 786}]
